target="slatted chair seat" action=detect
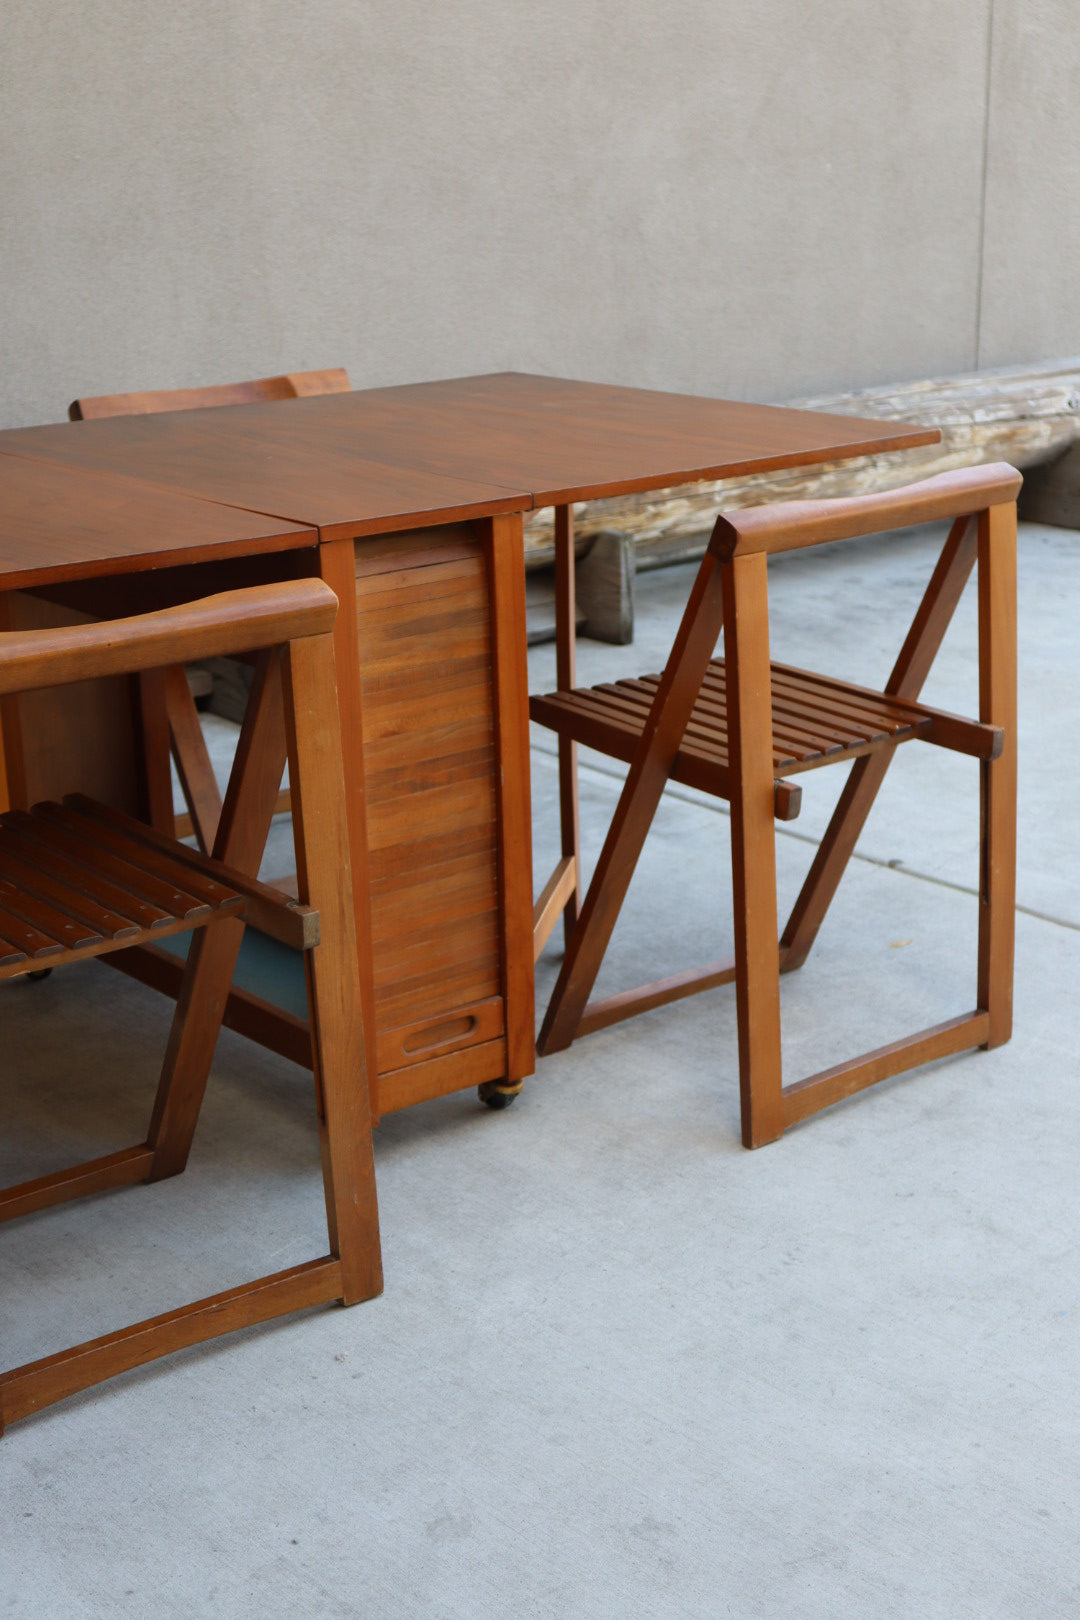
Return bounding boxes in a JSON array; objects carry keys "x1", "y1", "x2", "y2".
[
  {"x1": 0, "y1": 795, "x2": 322, "y2": 974},
  {"x1": 532, "y1": 658, "x2": 1001, "y2": 822},
  {"x1": 532, "y1": 464, "x2": 1020, "y2": 1148}
]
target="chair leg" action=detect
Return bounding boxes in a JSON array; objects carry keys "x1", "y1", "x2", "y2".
[
  {"x1": 163, "y1": 663, "x2": 223, "y2": 853},
  {"x1": 284, "y1": 632, "x2": 382, "y2": 1304},
  {"x1": 780, "y1": 515, "x2": 978, "y2": 970},
  {"x1": 137, "y1": 669, "x2": 176, "y2": 835},
  {"x1": 138, "y1": 665, "x2": 226, "y2": 850},
  {"x1": 538, "y1": 553, "x2": 728, "y2": 1054},
  {"x1": 147, "y1": 650, "x2": 288, "y2": 1180},
  {"x1": 723, "y1": 555, "x2": 784, "y2": 1148},
  {"x1": 554, "y1": 504, "x2": 582, "y2": 945},
  {"x1": 976, "y1": 502, "x2": 1017, "y2": 1047}
]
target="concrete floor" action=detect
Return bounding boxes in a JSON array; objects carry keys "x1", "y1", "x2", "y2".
[{"x1": 3, "y1": 521, "x2": 1080, "y2": 1617}]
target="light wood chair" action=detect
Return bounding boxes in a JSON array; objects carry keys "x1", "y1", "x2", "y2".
[
  {"x1": 0, "y1": 578, "x2": 380, "y2": 1432},
  {"x1": 532, "y1": 465, "x2": 1020, "y2": 1146},
  {"x1": 67, "y1": 369, "x2": 352, "y2": 851}
]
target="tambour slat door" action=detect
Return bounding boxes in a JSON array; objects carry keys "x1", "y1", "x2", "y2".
[{"x1": 354, "y1": 527, "x2": 508, "y2": 1110}]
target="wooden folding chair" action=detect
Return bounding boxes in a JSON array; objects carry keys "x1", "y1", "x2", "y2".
[
  {"x1": 532, "y1": 464, "x2": 1020, "y2": 1146},
  {"x1": 0, "y1": 578, "x2": 381, "y2": 1432},
  {"x1": 67, "y1": 368, "x2": 353, "y2": 852}
]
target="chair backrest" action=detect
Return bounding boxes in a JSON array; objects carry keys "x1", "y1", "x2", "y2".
[
  {"x1": 708, "y1": 462, "x2": 1021, "y2": 561},
  {"x1": 68, "y1": 367, "x2": 352, "y2": 421}
]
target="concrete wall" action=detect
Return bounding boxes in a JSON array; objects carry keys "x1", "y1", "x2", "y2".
[{"x1": 1, "y1": 0, "x2": 1075, "y2": 431}]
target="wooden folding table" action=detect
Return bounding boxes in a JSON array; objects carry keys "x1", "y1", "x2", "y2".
[{"x1": 0, "y1": 374, "x2": 938, "y2": 1118}]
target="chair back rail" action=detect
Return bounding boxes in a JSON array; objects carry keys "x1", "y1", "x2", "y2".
[
  {"x1": 0, "y1": 580, "x2": 337, "y2": 695},
  {"x1": 69, "y1": 368, "x2": 352, "y2": 421},
  {"x1": 712, "y1": 462, "x2": 1022, "y2": 559}
]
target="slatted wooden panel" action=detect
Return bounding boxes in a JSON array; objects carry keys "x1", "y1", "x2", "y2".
[
  {"x1": 0, "y1": 798, "x2": 244, "y2": 975},
  {"x1": 354, "y1": 528, "x2": 504, "y2": 1067},
  {"x1": 531, "y1": 656, "x2": 936, "y2": 809}
]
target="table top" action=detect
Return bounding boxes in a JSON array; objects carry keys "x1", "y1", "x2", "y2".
[
  {"x1": 0, "y1": 453, "x2": 318, "y2": 592},
  {"x1": 330, "y1": 373, "x2": 939, "y2": 507},
  {"x1": 0, "y1": 373, "x2": 939, "y2": 554}
]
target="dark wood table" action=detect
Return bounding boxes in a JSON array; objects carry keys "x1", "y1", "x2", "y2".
[{"x1": 0, "y1": 374, "x2": 938, "y2": 1118}]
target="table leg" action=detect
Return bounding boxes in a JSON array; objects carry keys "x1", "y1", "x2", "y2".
[
  {"x1": 317, "y1": 536, "x2": 379, "y2": 1120},
  {"x1": 484, "y1": 511, "x2": 536, "y2": 1090}
]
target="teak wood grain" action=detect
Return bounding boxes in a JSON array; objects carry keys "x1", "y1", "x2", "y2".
[
  {"x1": 0, "y1": 454, "x2": 317, "y2": 589},
  {"x1": 0, "y1": 409, "x2": 531, "y2": 543},
  {"x1": 352, "y1": 525, "x2": 514, "y2": 1103},
  {"x1": 260, "y1": 373, "x2": 941, "y2": 507},
  {"x1": 0, "y1": 373, "x2": 935, "y2": 540}
]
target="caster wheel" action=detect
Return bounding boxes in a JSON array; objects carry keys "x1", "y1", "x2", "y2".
[
  {"x1": 478, "y1": 1080, "x2": 523, "y2": 1111},
  {"x1": 26, "y1": 969, "x2": 53, "y2": 982}
]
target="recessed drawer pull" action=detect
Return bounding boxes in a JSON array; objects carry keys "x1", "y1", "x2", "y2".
[{"x1": 402, "y1": 1014, "x2": 478, "y2": 1055}]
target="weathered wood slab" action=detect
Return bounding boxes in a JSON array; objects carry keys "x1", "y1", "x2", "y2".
[{"x1": 523, "y1": 357, "x2": 1080, "y2": 568}]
